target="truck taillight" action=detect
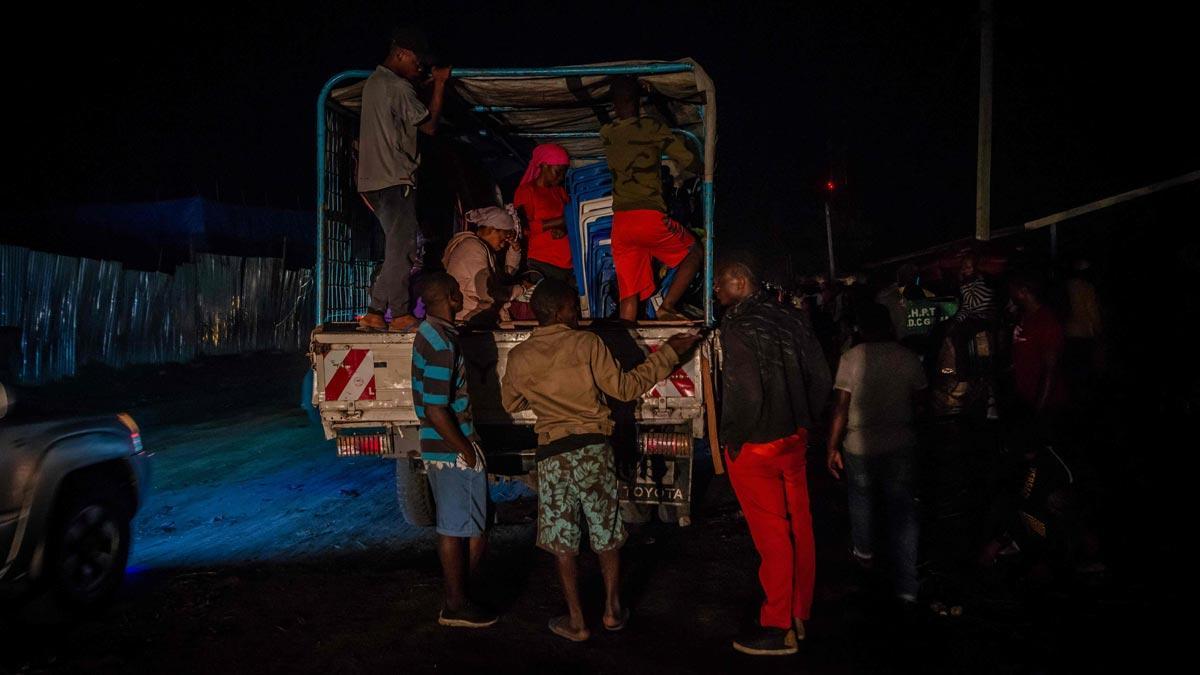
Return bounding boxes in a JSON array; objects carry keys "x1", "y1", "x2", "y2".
[
  {"x1": 336, "y1": 431, "x2": 392, "y2": 457},
  {"x1": 639, "y1": 432, "x2": 691, "y2": 456}
]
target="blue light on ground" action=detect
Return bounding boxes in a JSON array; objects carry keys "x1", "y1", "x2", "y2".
[{"x1": 128, "y1": 411, "x2": 536, "y2": 571}]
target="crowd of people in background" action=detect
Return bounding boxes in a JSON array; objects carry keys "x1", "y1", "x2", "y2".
[{"x1": 767, "y1": 250, "x2": 1110, "y2": 604}]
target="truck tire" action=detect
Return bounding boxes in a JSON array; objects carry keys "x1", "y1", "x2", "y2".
[
  {"x1": 395, "y1": 458, "x2": 436, "y2": 527},
  {"x1": 48, "y1": 485, "x2": 132, "y2": 611}
]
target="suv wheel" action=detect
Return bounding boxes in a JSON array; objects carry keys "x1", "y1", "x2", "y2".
[{"x1": 51, "y1": 489, "x2": 131, "y2": 609}]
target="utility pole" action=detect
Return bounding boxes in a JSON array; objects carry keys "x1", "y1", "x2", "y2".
[
  {"x1": 975, "y1": 0, "x2": 994, "y2": 240},
  {"x1": 823, "y1": 181, "x2": 837, "y2": 281}
]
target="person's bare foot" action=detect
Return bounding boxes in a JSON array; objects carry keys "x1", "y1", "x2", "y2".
[
  {"x1": 548, "y1": 615, "x2": 589, "y2": 642},
  {"x1": 603, "y1": 607, "x2": 630, "y2": 631},
  {"x1": 388, "y1": 314, "x2": 420, "y2": 332},
  {"x1": 358, "y1": 312, "x2": 387, "y2": 331},
  {"x1": 655, "y1": 305, "x2": 688, "y2": 321}
]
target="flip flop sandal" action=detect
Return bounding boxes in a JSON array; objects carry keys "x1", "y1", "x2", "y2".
[
  {"x1": 603, "y1": 607, "x2": 630, "y2": 632},
  {"x1": 548, "y1": 616, "x2": 589, "y2": 642}
]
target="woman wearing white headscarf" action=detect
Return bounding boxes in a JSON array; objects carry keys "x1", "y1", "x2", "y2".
[{"x1": 442, "y1": 206, "x2": 527, "y2": 323}]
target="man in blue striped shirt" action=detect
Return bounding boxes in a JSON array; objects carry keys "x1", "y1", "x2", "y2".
[{"x1": 411, "y1": 272, "x2": 497, "y2": 628}]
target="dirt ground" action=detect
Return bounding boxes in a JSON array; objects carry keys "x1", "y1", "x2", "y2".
[{"x1": 0, "y1": 354, "x2": 1174, "y2": 674}]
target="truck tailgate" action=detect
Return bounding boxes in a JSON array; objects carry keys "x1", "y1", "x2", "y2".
[
  {"x1": 311, "y1": 324, "x2": 707, "y2": 440},
  {"x1": 310, "y1": 328, "x2": 419, "y2": 438}
]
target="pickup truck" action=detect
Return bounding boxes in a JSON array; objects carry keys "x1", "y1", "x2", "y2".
[{"x1": 307, "y1": 61, "x2": 720, "y2": 525}]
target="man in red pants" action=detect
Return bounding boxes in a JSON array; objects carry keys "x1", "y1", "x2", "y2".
[{"x1": 714, "y1": 258, "x2": 832, "y2": 656}]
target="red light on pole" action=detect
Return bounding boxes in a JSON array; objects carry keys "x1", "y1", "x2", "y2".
[{"x1": 823, "y1": 179, "x2": 836, "y2": 280}]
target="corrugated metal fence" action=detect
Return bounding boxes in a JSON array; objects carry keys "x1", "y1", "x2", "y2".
[{"x1": 0, "y1": 245, "x2": 313, "y2": 384}]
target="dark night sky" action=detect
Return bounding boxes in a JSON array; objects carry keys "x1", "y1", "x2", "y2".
[{"x1": 5, "y1": 1, "x2": 1196, "y2": 263}]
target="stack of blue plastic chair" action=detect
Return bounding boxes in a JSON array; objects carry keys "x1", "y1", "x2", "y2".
[{"x1": 565, "y1": 164, "x2": 615, "y2": 317}]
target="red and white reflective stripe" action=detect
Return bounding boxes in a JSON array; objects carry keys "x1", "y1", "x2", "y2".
[
  {"x1": 667, "y1": 368, "x2": 696, "y2": 397},
  {"x1": 324, "y1": 348, "x2": 377, "y2": 401},
  {"x1": 645, "y1": 344, "x2": 698, "y2": 398},
  {"x1": 650, "y1": 367, "x2": 697, "y2": 398}
]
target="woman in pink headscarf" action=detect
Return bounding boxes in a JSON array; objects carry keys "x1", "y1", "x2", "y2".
[{"x1": 513, "y1": 143, "x2": 574, "y2": 286}]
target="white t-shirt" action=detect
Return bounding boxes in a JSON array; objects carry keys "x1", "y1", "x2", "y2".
[{"x1": 834, "y1": 342, "x2": 927, "y2": 455}]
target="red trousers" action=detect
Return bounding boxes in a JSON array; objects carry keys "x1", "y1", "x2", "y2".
[{"x1": 726, "y1": 430, "x2": 816, "y2": 629}]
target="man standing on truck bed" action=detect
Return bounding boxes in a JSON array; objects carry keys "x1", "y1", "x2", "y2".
[
  {"x1": 714, "y1": 257, "x2": 832, "y2": 657},
  {"x1": 601, "y1": 76, "x2": 703, "y2": 322},
  {"x1": 411, "y1": 272, "x2": 498, "y2": 628},
  {"x1": 501, "y1": 279, "x2": 700, "y2": 642},
  {"x1": 356, "y1": 27, "x2": 450, "y2": 332}
]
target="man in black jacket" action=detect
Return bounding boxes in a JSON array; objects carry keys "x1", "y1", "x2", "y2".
[{"x1": 715, "y1": 259, "x2": 832, "y2": 656}]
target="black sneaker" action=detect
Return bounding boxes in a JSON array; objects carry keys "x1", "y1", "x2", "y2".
[
  {"x1": 438, "y1": 602, "x2": 498, "y2": 628},
  {"x1": 732, "y1": 627, "x2": 799, "y2": 656}
]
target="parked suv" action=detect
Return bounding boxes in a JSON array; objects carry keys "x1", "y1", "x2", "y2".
[{"x1": 1, "y1": 382, "x2": 151, "y2": 610}]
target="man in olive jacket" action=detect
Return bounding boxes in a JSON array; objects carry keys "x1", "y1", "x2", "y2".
[{"x1": 502, "y1": 279, "x2": 699, "y2": 642}]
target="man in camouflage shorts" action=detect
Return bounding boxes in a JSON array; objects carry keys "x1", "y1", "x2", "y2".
[
  {"x1": 502, "y1": 279, "x2": 699, "y2": 642},
  {"x1": 536, "y1": 443, "x2": 624, "y2": 556}
]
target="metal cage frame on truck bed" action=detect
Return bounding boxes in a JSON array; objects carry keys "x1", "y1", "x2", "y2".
[{"x1": 314, "y1": 60, "x2": 718, "y2": 327}]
